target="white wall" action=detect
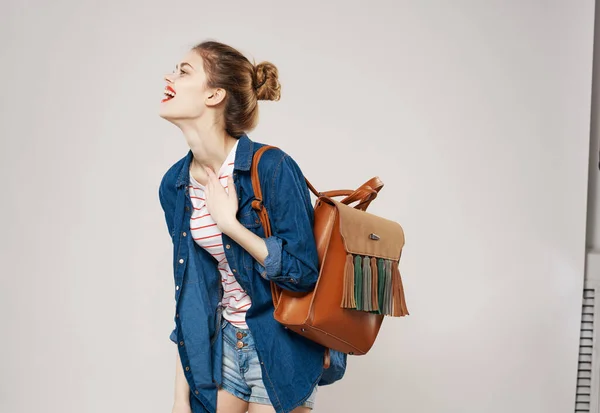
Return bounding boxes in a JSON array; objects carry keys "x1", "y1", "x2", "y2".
[
  {"x1": 0, "y1": 1, "x2": 594, "y2": 412},
  {"x1": 584, "y1": 3, "x2": 600, "y2": 409},
  {"x1": 588, "y1": 1, "x2": 600, "y2": 253}
]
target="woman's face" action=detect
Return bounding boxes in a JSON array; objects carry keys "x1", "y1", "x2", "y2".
[{"x1": 159, "y1": 50, "x2": 218, "y2": 124}]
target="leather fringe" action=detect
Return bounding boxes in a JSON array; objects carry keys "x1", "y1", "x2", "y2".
[
  {"x1": 391, "y1": 260, "x2": 409, "y2": 316},
  {"x1": 362, "y1": 255, "x2": 371, "y2": 311},
  {"x1": 384, "y1": 259, "x2": 392, "y2": 314},
  {"x1": 370, "y1": 257, "x2": 379, "y2": 311},
  {"x1": 340, "y1": 253, "x2": 408, "y2": 317},
  {"x1": 341, "y1": 253, "x2": 356, "y2": 308},
  {"x1": 377, "y1": 258, "x2": 385, "y2": 313},
  {"x1": 354, "y1": 255, "x2": 363, "y2": 310}
]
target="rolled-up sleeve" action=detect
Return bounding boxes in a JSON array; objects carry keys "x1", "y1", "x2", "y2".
[{"x1": 253, "y1": 153, "x2": 319, "y2": 292}]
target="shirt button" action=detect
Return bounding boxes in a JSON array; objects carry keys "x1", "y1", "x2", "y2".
[
  {"x1": 182, "y1": 232, "x2": 187, "y2": 237},
  {"x1": 176, "y1": 285, "x2": 180, "y2": 290},
  {"x1": 236, "y1": 341, "x2": 244, "y2": 349},
  {"x1": 236, "y1": 332, "x2": 244, "y2": 339},
  {"x1": 176, "y1": 313, "x2": 179, "y2": 318},
  {"x1": 179, "y1": 341, "x2": 184, "y2": 346},
  {"x1": 226, "y1": 244, "x2": 231, "y2": 249},
  {"x1": 232, "y1": 269, "x2": 236, "y2": 273},
  {"x1": 185, "y1": 206, "x2": 190, "y2": 211},
  {"x1": 185, "y1": 366, "x2": 189, "y2": 371},
  {"x1": 195, "y1": 390, "x2": 199, "y2": 394},
  {"x1": 179, "y1": 258, "x2": 184, "y2": 264}
]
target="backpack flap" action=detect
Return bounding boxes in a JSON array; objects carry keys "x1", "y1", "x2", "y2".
[{"x1": 327, "y1": 198, "x2": 409, "y2": 317}]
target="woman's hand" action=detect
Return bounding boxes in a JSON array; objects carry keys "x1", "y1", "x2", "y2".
[{"x1": 203, "y1": 166, "x2": 239, "y2": 232}]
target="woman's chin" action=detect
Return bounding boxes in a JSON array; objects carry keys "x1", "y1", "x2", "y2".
[{"x1": 158, "y1": 105, "x2": 176, "y2": 120}]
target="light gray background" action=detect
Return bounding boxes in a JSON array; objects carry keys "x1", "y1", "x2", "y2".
[{"x1": 0, "y1": 1, "x2": 595, "y2": 412}]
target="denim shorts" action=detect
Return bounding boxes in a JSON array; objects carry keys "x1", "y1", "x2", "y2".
[{"x1": 219, "y1": 318, "x2": 317, "y2": 409}]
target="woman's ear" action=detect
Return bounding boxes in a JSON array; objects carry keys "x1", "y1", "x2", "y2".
[{"x1": 205, "y1": 88, "x2": 227, "y2": 106}]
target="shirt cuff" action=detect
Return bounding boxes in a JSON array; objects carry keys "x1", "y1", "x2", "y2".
[{"x1": 254, "y1": 236, "x2": 283, "y2": 280}]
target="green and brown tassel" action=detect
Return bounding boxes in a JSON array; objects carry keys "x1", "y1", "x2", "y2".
[{"x1": 340, "y1": 253, "x2": 409, "y2": 317}]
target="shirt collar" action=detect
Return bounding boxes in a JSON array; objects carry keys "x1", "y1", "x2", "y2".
[{"x1": 176, "y1": 133, "x2": 254, "y2": 188}]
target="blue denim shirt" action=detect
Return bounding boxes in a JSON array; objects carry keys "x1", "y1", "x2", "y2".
[{"x1": 158, "y1": 133, "x2": 347, "y2": 413}]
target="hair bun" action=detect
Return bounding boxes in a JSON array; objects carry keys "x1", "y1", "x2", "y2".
[{"x1": 254, "y1": 61, "x2": 281, "y2": 101}]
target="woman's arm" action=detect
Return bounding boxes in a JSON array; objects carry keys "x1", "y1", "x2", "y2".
[
  {"x1": 222, "y1": 153, "x2": 319, "y2": 292},
  {"x1": 221, "y1": 222, "x2": 269, "y2": 268},
  {"x1": 207, "y1": 151, "x2": 319, "y2": 292}
]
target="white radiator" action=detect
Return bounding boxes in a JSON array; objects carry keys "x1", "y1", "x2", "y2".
[{"x1": 576, "y1": 251, "x2": 600, "y2": 412}]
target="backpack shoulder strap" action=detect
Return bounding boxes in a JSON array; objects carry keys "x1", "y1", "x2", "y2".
[
  {"x1": 250, "y1": 145, "x2": 331, "y2": 369},
  {"x1": 250, "y1": 145, "x2": 278, "y2": 238}
]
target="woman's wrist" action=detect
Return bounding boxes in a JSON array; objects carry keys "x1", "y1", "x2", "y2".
[{"x1": 218, "y1": 216, "x2": 243, "y2": 236}]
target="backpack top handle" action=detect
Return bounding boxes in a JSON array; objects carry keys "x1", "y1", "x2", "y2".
[{"x1": 250, "y1": 146, "x2": 384, "y2": 216}]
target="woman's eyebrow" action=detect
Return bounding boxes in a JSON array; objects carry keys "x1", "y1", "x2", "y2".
[{"x1": 175, "y1": 62, "x2": 194, "y2": 70}]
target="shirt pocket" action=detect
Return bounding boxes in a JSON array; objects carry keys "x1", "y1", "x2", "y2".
[{"x1": 237, "y1": 206, "x2": 262, "y2": 230}]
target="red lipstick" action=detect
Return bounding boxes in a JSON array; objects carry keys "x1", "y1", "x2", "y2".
[{"x1": 162, "y1": 85, "x2": 176, "y2": 103}]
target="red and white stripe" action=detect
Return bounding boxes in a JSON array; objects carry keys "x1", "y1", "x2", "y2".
[{"x1": 188, "y1": 140, "x2": 250, "y2": 328}]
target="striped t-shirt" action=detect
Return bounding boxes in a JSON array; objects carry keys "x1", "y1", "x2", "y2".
[{"x1": 188, "y1": 140, "x2": 251, "y2": 329}]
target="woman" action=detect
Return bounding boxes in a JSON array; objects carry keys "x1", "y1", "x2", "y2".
[{"x1": 158, "y1": 40, "x2": 346, "y2": 413}]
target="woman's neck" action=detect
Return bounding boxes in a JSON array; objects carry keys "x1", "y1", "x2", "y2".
[{"x1": 188, "y1": 133, "x2": 237, "y2": 186}]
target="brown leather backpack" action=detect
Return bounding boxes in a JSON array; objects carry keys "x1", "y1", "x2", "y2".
[{"x1": 250, "y1": 146, "x2": 409, "y2": 362}]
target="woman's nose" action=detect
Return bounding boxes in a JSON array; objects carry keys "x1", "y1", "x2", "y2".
[{"x1": 164, "y1": 73, "x2": 175, "y2": 83}]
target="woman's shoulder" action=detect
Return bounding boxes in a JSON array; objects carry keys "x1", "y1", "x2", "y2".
[
  {"x1": 251, "y1": 141, "x2": 305, "y2": 179},
  {"x1": 250, "y1": 141, "x2": 314, "y2": 216},
  {"x1": 159, "y1": 151, "x2": 189, "y2": 194},
  {"x1": 251, "y1": 140, "x2": 284, "y2": 163},
  {"x1": 249, "y1": 141, "x2": 312, "y2": 207}
]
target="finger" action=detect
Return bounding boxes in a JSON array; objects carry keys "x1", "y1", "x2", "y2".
[{"x1": 227, "y1": 176, "x2": 235, "y2": 196}]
